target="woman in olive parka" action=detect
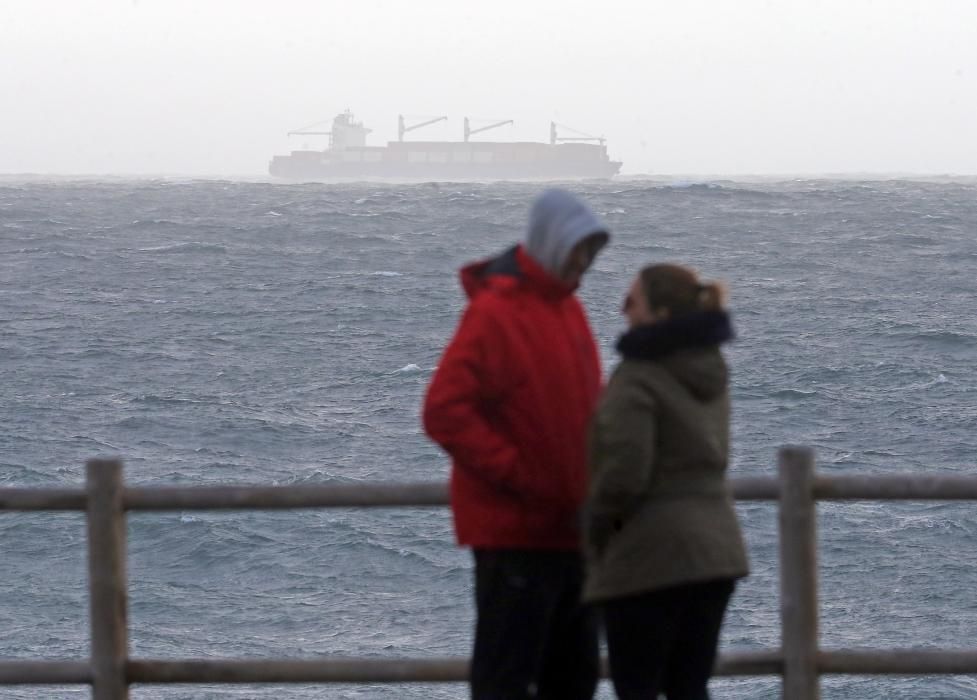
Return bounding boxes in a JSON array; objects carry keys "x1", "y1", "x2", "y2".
[{"x1": 584, "y1": 263, "x2": 748, "y2": 700}]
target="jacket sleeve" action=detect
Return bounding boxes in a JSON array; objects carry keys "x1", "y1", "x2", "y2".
[
  {"x1": 422, "y1": 300, "x2": 522, "y2": 493},
  {"x1": 585, "y1": 374, "x2": 657, "y2": 553}
]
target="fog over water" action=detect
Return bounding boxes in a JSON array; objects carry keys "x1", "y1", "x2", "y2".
[{"x1": 2, "y1": 0, "x2": 976, "y2": 176}]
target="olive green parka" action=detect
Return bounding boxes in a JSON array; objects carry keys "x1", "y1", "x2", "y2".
[{"x1": 583, "y1": 314, "x2": 749, "y2": 602}]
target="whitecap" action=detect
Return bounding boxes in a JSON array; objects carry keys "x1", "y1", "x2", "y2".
[
  {"x1": 371, "y1": 271, "x2": 402, "y2": 277},
  {"x1": 266, "y1": 211, "x2": 283, "y2": 217},
  {"x1": 179, "y1": 513, "x2": 199, "y2": 523},
  {"x1": 139, "y1": 242, "x2": 226, "y2": 254}
]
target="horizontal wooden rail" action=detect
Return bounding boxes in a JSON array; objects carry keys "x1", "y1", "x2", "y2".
[
  {"x1": 0, "y1": 650, "x2": 783, "y2": 686},
  {"x1": 0, "y1": 661, "x2": 91, "y2": 685},
  {"x1": 8, "y1": 473, "x2": 977, "y2": 513},
  {"x1": 124, "y1": 482, "x2": 450, "y2": 511},
  {"x1": 0, "y1": 482, "x2": 453, "y2": 512},
  {"x1": 127, "y1": 651, "x2": 785, "y2": 683},
  {"x1": 12, "y1": 649, "x2": 977, "y2": 686},
  {"x1": 819, "y1": 650, "x2": 977, "y2": 675},
  {"x1": 813, "y1": 475, "x2": 977, "y2": 500},
  {"x1": 730, "y1": 476, "x2": 780, "y2": 500},
  {"x1": 127, "y1": 657, "x2": 469, "y2": 684},
  {"x1": 0, "y1": 488, "x2": 87, "y2": 511}
]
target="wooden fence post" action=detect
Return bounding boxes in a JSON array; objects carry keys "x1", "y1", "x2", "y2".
[
  {"x1": 87, "y1": 459, "x2": 129, "y2": 699},
  {"x1": 778, "y1": 446, "x2": 820, "y2": 699}
]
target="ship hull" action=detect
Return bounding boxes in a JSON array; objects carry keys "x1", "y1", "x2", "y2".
[
  {"x1": 268, "y1": 158, "x2": 622, "y2": 181},
  {"x1": 269, "y1": 140, "x2": 622, "y2": 181}
]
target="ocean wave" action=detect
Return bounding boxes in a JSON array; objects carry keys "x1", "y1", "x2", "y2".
[
  {"x1": 130, "y1": 393, "x2": 211, "y2": 406},
  {"x1": 0, "y1": 463, "x2": 76, "y2": 486},
  {"x1": 888, "y1": 329, "x2": 976, "y2": 349},
  {"x1": 606, "y1": 182, "x2": 787, "y2": 199},
  {"x1": 130, "y1": 218, "x2": 182, "y2": 227},
  {"x1": 137, "y1": 242, "x2": 228, "y2": 254},
  {"x1": 48, "y1": 250, "x2": 94, "y2": 260},
  {"x1": 770, "y1": 388, "x2": 818, "y2": 399}
]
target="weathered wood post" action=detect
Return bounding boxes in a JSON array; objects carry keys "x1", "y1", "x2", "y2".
[
  {"x1": 86, "y1": 459, "x2": 129, "y2": 699},
  {"x1": 778, "y1": 446, "x2": 820, "y2": 699}
]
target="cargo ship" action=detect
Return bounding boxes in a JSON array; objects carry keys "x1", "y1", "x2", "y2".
[{"x1": 268, "y1": 111, "x2": 622, "y2": 180}]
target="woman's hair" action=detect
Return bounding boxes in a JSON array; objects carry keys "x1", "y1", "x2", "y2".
[{"x1": 638, "y1": 263, "x2": 726, "y2": 315}]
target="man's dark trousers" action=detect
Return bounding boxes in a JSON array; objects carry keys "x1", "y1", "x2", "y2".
[{"x1": 470, "y1": 549, "x2": 598, "y2": 700}]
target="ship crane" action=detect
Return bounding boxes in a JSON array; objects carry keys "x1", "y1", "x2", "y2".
[
  {"x1": 464, "y1": 117, "x2": 514, "y2": 142},
  {"x1": 398, "y1": 114, "x2": 448, "y2": 142},
  {"x1": 286, "y1": 120, "x2": 334, "y2": 137},
  {"x1": 286, "y1": 120, "x2": 334, "y2": 149},
  {"x1": 550, "y1": 122, "x2": 606, "y2": 147}
]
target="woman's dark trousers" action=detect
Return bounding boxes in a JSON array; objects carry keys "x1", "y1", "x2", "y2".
[
  {"x1": 470, "y1": 549, "x2": 599, "y2": 700},
  {"x1": 602, "y1": 578, "x2": 736, "y2": 700}
]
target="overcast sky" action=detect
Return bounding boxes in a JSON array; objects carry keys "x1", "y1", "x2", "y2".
[{"x1": 2, "y1": 0, "x2": 975, "y2": 176}]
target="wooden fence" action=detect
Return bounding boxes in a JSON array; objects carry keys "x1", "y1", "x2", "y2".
[{"x1": 3, "y1": 445, "x2": 977, "y2": 699}]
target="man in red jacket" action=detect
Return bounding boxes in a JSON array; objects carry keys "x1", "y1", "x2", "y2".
[{"x1": 423, "y1": 189, "x2": 609, "y2": 700}]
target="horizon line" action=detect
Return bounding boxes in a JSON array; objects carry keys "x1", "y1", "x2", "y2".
[{"x1": 2, "y1": 171, "x2": 976, "y2": 181}]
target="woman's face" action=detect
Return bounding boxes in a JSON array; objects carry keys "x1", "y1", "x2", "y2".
[{"x1": 622, "y1": 276, "x2": 656, "y2": 328}]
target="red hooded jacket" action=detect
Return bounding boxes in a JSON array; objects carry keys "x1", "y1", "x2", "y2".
[{"x1": 423, "y1": 245, "x2": 603, "y2": 549}]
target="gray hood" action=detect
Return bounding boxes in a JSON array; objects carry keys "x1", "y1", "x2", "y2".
[{"x1": 525, "y1": 189, "x2": 609, "y2": 276}]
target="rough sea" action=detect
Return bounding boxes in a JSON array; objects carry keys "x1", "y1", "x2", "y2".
[{"x1": 2, "y1": 177, "x2": 977, "y2": 699}]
